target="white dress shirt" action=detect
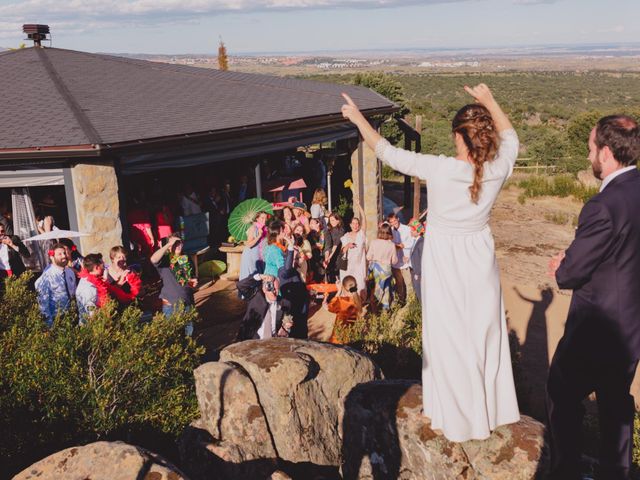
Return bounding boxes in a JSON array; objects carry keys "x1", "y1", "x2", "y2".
[
  {"x1": 0, "y1": 244, "x2": 10, "y2": 270},
  {"x1": 392, "y1": 223, "x2": 414, "y2": 269},
  {"x1": 257, "y1": 300, "x2": 279, "y2": 339},
  {"x1": 600, "y1": 165, "x2": 637, "y2": 192},
  {"x1": 181, "y1": 193, "x2": 201, "y2": 216}
]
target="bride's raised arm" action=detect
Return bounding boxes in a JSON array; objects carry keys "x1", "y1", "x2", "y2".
[{"x1": 341, "y1": 93, "x2": 436, "y2": 180}]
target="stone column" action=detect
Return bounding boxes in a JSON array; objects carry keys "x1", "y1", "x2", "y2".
[
  {"x1": 70, "y1": 161, "x2": 123, "y2": 259},
  {"x1": 350, "y1": 141, "x2": 381, "y2": 242}
]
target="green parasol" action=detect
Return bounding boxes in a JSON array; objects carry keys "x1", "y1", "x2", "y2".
[{"x1": 227, "y1": 198, "x2": 274, "y2": 242}]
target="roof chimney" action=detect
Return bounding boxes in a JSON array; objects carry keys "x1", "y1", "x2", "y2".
[{"x1": 23, "y1": 24, "x2": 50, "y2": 47}]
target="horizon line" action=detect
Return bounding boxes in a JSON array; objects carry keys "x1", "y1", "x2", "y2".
[{"x1": 5, "y1": 40, "x2": 639, "y2": 57}]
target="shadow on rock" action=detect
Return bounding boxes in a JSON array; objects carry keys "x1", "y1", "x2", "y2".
[
  {"x1": 341, "y1": 380, "x2": 412, "y2": 480},
  {"x1": 345, "y1": 341, "x2": 422, "y2": 380}
]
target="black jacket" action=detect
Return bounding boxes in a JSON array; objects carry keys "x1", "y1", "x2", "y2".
[
  {"x1": 2, "y1": 235, "x2": 30, "y2": 276},
  {"x1": 236, "y1": 275, "x2": 291, "y2": 341},
  {"x1": 556, "y1": 168, "x2": 640, "y2": 364}
]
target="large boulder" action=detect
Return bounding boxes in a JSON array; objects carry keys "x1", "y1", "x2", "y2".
[
  {"x1": 341, "y1": 380, "x2": 546, "y2": 480},
  {"x1": 180, "y1": 361, "x2": 278, "y2": 480},
  {"x1": 218, "y1": 339, "x2": 384, "y2": 466},
  {"x1": 220, "y1": 339, "x2": 382, "y2": 465},
  {"x1": 181, "y1": 339, "x2": 546, "y2": 480},
  {"x1": 193, "y1": 361, "x2": 276, "y2": 460},
  {"x1": 13, "y1": 441, "x2": 187, "y2": 480}
]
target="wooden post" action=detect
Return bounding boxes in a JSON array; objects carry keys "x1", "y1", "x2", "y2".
[
  {"x1": 403, "y1": 135, "x2": 412, "y2": 212},
  {"x1": 357, "y1": 140, "x2": 365, "y2": 211},
  {"x1": 255, "y1": 162, "x2": 262, "y2": 199},
  {"x1": 412, "y1": 115, "x2": 423, "y2": 218}
]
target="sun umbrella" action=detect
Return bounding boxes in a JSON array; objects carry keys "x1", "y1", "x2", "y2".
[
  {"x1": 24, "y1": 229, "x2": 91, "y2": 242},
  {"x1": 227, "y1": 198, "x2": 274, "y2": 242}
]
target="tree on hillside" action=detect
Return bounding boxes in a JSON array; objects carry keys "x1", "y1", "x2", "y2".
[
  {"x1": 567, "y1": 111, "x2": 602, "y2": 160},
  {"x1": 352, "y1": 72, "x2": 409, "y2": 145},
  {"x1": 218, "y1": 37, "x2": 229, "y2": 71}
]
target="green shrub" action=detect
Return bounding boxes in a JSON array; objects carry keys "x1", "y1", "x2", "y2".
[
  {"x1": 352, "y1": 72, "x2": 410, "y2": 146},
  {"x1": 334, "y1": 195, "x2": 354, "y2": 221},
  {"x1": 0, "y1": 273, "x2": 204, "y2": 475},
  {"x1": 338, "y1": 296, "x2": 422, "y2": 379},
  {"x1": 518, "y1": 175, "x2": 599, "y2": 204},
  {"x1": 544, "y1": 211, "x2": 570, "y2": 225}
]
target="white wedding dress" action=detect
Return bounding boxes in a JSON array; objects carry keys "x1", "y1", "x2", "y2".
[{"x1": 376, "y1": 129, "x2": 521, "y2": 442}]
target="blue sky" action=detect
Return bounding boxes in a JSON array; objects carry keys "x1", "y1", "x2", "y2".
[{"x1": 0, "y1": 0, "x2": 638, "y2": 54}]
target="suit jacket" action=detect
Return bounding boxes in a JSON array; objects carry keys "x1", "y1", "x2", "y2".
[
  {"x1": 410, "y1": 236, "x2": 424, "y2": 277},
  {"x1": 236, "y1": 275, "x2": 291, "y2": 341},
  {"x1": 3, "y1": 235, "x2": 30, "y2": 276},
  {"x1": 556, "y1": 168, "x2": 640, "y2": 364}
]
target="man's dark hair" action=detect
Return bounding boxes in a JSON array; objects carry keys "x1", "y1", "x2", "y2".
[
  {"x1": 58, "y1": 238, "x2": 75, "y2": 249},
  {"x1": 387, "y1": 213, "x2": 399, "y2": 221},
  {"x1": 50, "y1": 242, "x2": 66, "y2": 253},
  {"x1": 378, "y1": 222, "x2": 393, "y2": 240},
  {"x1": 595, "y1": 115, "x2": 640, "y2": 166},
  {"x1": 83, "y1": 253, "x2": 103, "y2": 272}
]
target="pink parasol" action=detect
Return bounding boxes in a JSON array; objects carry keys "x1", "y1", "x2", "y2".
[{"x1": 268, "y1": 178, "x2": 307, "y2": 192}]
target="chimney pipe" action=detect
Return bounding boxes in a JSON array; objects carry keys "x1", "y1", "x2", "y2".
[{"x1": 23, "y1": 24, "x2": 50, "y2": 47}]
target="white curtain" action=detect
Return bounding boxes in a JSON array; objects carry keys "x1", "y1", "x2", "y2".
[
  {"x1": 11, "y1": 188, "x2": 46, "y2": 271},
  {"x1": 0, "y1": 169, "x2": 64, "y2": 188}
]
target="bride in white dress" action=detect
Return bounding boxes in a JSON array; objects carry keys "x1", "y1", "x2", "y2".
[{"x1": 341, "y1": 84, "x2": 520, "y2": 442}]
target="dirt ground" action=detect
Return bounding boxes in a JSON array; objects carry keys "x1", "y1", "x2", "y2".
[
  {"x1": 492, "y1": 185, "x2": 583, "y2": 420},
  {"x1": 193, "y1": 184, "x2": 584, "y2": 421}
]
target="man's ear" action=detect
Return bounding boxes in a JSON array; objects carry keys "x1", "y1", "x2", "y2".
[{"x1": 601, "y1": 145, "x2": 616, "y2": 166}]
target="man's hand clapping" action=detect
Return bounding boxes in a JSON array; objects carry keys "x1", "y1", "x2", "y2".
[{"x1": 548, "y1": 252, "x2": 566, "y2": 279}]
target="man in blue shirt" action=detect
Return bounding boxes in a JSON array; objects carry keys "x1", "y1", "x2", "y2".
[{"x1": 34, "y1": 242, "x2": 76, "y2": 327}]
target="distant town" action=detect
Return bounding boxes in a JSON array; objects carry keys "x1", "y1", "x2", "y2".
[
  {"x1": 109, "y1": 43, "x2": 640, "y2": 74},
  {"x1": 2, "y1": 43, "x2": 640, "y2": 74}
]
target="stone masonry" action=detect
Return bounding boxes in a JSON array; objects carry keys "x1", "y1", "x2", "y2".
[
  {"x1": 70, "y1": 161, "x2": 123, "y2": 259},
  {"x1": 350, "y1": 141, "x2": 381, "y2": 242}
]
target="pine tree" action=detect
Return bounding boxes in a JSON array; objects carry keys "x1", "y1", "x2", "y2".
[{"x1": 218, "y1": 37, "x2": 229, "y2": 71}]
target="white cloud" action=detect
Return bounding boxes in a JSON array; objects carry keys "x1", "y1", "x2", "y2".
[
  {"x1": 597, "y1": 25, "x2": 625, "y2": 34},
  {"x1": 0, "y1": 0, "x2": 469, "y2": 38},
  {"x1": 512, "y1": 0, "x2": 560, "y2": 4},
  {"x1": 0, "y1": 0, "x2": 462, "y2": 19}
]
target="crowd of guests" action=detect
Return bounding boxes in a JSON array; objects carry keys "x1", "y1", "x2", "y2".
[
  {"x1": 0, "y1": 232, "x2": 199, "y2": 334},
  {"x1": 236, "y1": 188, "x2": 426, "y2": 344}
]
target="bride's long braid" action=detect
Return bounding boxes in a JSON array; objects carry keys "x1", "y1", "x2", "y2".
[{"x1": 452, "y1": 104, "x2": 499, "y2": 204}]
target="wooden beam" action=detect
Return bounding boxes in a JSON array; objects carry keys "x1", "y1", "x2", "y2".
[
  {"x1": 403, "y1": 135, "x2": 411, "y2": 213},
  {"x1": 413, "y1": 115, "x2": 423, "y2": 218},
  {"x1": 357, "y1": 140, "x2": 365, "y2": 210},
  {"x1": 255, "y1": 162, "x2": 262, "y2": 199}
]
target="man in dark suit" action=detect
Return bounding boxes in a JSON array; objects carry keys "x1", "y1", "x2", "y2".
[
  {"x1": 548, "y1": 115, "x2": 640, "y2": 480},
  {"x1": 279, "y1": 238, "x2": 309, "y2": 339},
  {"x1": 408, "y1": 219, "x2": 425, "y2": 304},
  {"x1": 0, "y1": 222, "x2": 30, "y2": 278},
  {"x1": 236, "y1": 274, "x2": 293, "y2": 341}
]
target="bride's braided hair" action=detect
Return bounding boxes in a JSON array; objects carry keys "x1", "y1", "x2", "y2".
[{"x1": 452, "y1": 104, "x2": 499, "y2": 204}]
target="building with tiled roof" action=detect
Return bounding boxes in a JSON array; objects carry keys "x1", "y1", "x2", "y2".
[{"x1": 0, "y1": 46, "x2": 397, "y2": 258}]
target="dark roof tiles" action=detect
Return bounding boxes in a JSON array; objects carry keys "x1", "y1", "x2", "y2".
[{"x1": 0, "y1": 47, "x2": 395, "y2": 150}]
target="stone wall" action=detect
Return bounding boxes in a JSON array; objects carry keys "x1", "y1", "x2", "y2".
[
  {"x1": 70, "y1": 161, "x2": 123, "y2": 259},
  {"x1": 350, "y1": 141, "x2": 381, "y2": 242}
]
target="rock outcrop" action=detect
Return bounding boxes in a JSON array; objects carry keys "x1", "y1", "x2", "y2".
[
  {"x1": 182, "y1": 339, "x2": 383, "y2": 479},
  {"x1": 13, "y1": 441, "x2": 187, "y2": 480},
  {"x1": 181, "y1": 339, "x2": 547, "y2": 479},
  {"x1": 341, "y1": 380, "x2": 546, "y2": 480},
  {"x1": 219, "y1": 339, "x2": 384, "y2": 465}
]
